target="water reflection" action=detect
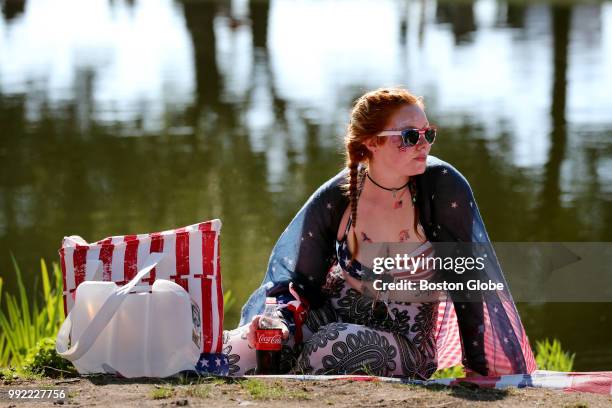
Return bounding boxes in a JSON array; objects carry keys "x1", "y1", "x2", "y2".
[
  {"x1": 1, "y1": 0, "x2": 611, "y2": 370},
  {"x1": 436, "y1": 1, "x2": 477, "y2": 44},
  {"x1": 532, "y1": 4, "x2": 571, "y2": 241},
  {"x1": 503, "y1": 3, "x2": 526, "y2": 29},
  {"x1": 2, "y1": 0, "x2": 26, "y2": 23}
]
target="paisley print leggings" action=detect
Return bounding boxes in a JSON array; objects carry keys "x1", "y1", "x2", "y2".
[{"x1": 224, "y1": 270, "x2": 439, "y2": 379}]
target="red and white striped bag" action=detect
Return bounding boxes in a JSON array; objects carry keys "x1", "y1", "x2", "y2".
[{"x1": 58, "y1": 219, "x2": 223, "y2": 354}]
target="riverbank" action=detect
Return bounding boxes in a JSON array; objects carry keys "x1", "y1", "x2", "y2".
[{"x1": 2, "y1": 375, "x2": 612, "y2": 407}]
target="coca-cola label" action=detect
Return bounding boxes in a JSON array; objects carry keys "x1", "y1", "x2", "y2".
[{"x1": 255, "y1": 329, "x2": 282, "y2": 351}]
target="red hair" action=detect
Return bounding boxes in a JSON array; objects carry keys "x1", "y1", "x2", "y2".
[{"x1": 341, "y1": 87, "x2": 425, "y2": 260}]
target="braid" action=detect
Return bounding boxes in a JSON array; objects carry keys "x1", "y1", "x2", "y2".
[
  {"x1": 342, "y1": 139, "x2": 368, "y2": 262},
  {"x1": 348, "y1": 160, "x2": 360, "y2": 261}
]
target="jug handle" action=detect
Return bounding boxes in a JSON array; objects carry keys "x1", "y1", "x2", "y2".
[
  {"x1": 56, "y1": 252, "x2": 165, "y2": 361},
  {"x1": 85, "y1": 259, "x2": 103, "y2": 282}
]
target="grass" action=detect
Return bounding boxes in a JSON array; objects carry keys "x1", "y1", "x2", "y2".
[
  {"x1": 184, "y1": 383, "x2": 212, "y2": 398},
  {"x1": 0, "y1": 256, "x2": 65, "y2": 368},
  {"x1": 432, "y1": 365, "x2": 465, "y2": 379},
  {"x1": 150, "y1": 385, "x2": 174, "y2": 399},
  {"x1": 22, "y1": 337, "x2": 77, "y2": 377},
  {"x1": 223, "y1": 289, "x2": 236, "y2": 312},
  {"x1": 0, "y1": 276, "x2": 6, "y2": 364},
  {"x1": 0, "y1": 366, "x2": 44, "y2": 383},
  {"x1": 535, "y1": 338, "x2": 575, "y2": 372},
  {"x1": 241, "y1": 379, "x2": 309, "y2": 400},
  {"x1": 168, "y1": 374, "x2": 231, "y2": 399},
  {"x1": 359, "y1": 363, "x2": 377, "y2": 377}
]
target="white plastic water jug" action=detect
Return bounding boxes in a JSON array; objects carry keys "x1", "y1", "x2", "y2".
[{"x1": 56, "y1": 253, "x2": 201, "y2": 378}]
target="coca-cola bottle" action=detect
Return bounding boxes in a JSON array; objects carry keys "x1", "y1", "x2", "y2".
[{"x1": 255, "y1": 297, "x2": 283, "y2": 374}]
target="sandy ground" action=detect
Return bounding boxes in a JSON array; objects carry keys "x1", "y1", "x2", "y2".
[{"x1": 2, "y1": 375, "x2": 612, "y2": 408}]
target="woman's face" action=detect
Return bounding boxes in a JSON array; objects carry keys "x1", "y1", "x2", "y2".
[{"x1": 366, "y1": 103, "x2": 432, "y2": 176}]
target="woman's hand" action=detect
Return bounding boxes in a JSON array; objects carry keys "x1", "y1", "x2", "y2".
[{"x1": 246, "y1": 315, "x2": 290, "y2": 349}]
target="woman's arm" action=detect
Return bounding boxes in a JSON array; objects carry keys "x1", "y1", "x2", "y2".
[{"x1": 239, "y1": 168, "x2": 349, "y2": 340}]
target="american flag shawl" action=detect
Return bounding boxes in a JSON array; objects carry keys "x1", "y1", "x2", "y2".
[
  {"x1": 59, "y1": 219, "x2": 224, "y2": 354},
  {"x1": 240, "y1": 155, "x2": 537, "y2": 376}
]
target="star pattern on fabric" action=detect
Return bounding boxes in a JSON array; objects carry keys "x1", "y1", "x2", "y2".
[
  {"x1": 494, "y1": 306, "x2": 498, "y2": 313},
  {"x1": 503, "y1": 337, "x2": 509, "y2": 343},
  {"x1": 472, "y1": 340, "x2": 479, "y2": 346},
  {"x1": 283, "y1": 256, "x2": 294, "y2": 267},
  {"x1": 451, "y1": 202, "x2": 458, "y2": 208},
  {"x1": 326, "y1": 203, "x2": 333, "y2": 210},
  {"x1": 442, "y1": 169, "x2": 448, "y2": 175},
  {"x1": 308, "y1": 231, "x2": 313, "y2": 237},
  {"x1": 215, "y1": 358, "x2": 222, "y2": 366},
  {"x1": 202, "y1": 359, "x2": 209, "y2": 367}
]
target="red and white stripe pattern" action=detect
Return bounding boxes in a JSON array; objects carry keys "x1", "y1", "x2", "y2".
[
  {"x1": 58, "y1": 219, "x2": 224, "y2": 353},
  {"x1": 434, "y1": 300, "x2": 463, "y2": 369},
  {"x1": 434, "y1": 291, "x2": 537, "y2": 376},
  {"x1": 481, "y1": 290, "x2": 538, "y2": 375},
  {"x1": 391, "y1": 241, "x2": 436, "y2": 281},
  {"x1": 246, "y1": 371, "x2": 612, "y2": 395}
]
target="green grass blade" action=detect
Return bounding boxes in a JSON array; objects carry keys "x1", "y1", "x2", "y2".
[
  {"x1": 535, "y1": 338, "x2": 575, "y2": 372},
  {"x1": 0, "y1": 333, "x2": 8, "y2": 366},
  {"x1": 40, "y1": 259, "x2": 53, "y2": 323},
  {"x1": 0, "y1": 303, "x2": 21, "y2": 365},
  {"x1": 51, "y1": 262, "x2": 64, "y2": 333},
  {"x1": 10, "y1": 254, "x2": 33, "y2": 349}
]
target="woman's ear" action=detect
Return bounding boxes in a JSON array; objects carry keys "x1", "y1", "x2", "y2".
[{"x1": 364, "y1": 137, "x2": 379, "y2": 154}]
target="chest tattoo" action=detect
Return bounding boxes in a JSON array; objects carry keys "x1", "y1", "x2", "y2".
[
  {"x1": 399, "y1": 229, "x2": 411, "y2": 241},
  {"x1": 360, "y1": 231, "x2": 373, "y2": 243}
]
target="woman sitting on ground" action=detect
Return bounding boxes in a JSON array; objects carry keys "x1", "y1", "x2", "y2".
[{"x1": 224, "y1": 87, "x2": 537, "y2": 378}]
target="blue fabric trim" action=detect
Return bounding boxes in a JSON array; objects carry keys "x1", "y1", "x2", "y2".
[{"x1": 195, "y1": 353, "x2": 229, "y2": 376}]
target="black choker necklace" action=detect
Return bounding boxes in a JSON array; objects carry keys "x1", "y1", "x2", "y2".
[{"x1": 366, "y1": 172, "x2": 411, "y2": 199}]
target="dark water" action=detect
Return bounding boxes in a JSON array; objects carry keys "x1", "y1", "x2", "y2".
[{"x1": 1, "y1": 0, "x2": 611, "y2": 370}]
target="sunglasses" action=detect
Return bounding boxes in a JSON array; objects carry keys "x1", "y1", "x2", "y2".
[
  {"x1": 369, "y1": 273, "x2": 393, "y2": 322},
  {"x1": 377, "y1": 126, "x2": 437, "y2": 148},
  {"x1": 371, "y1": 299, "x2": 389, "y2": 322}
]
